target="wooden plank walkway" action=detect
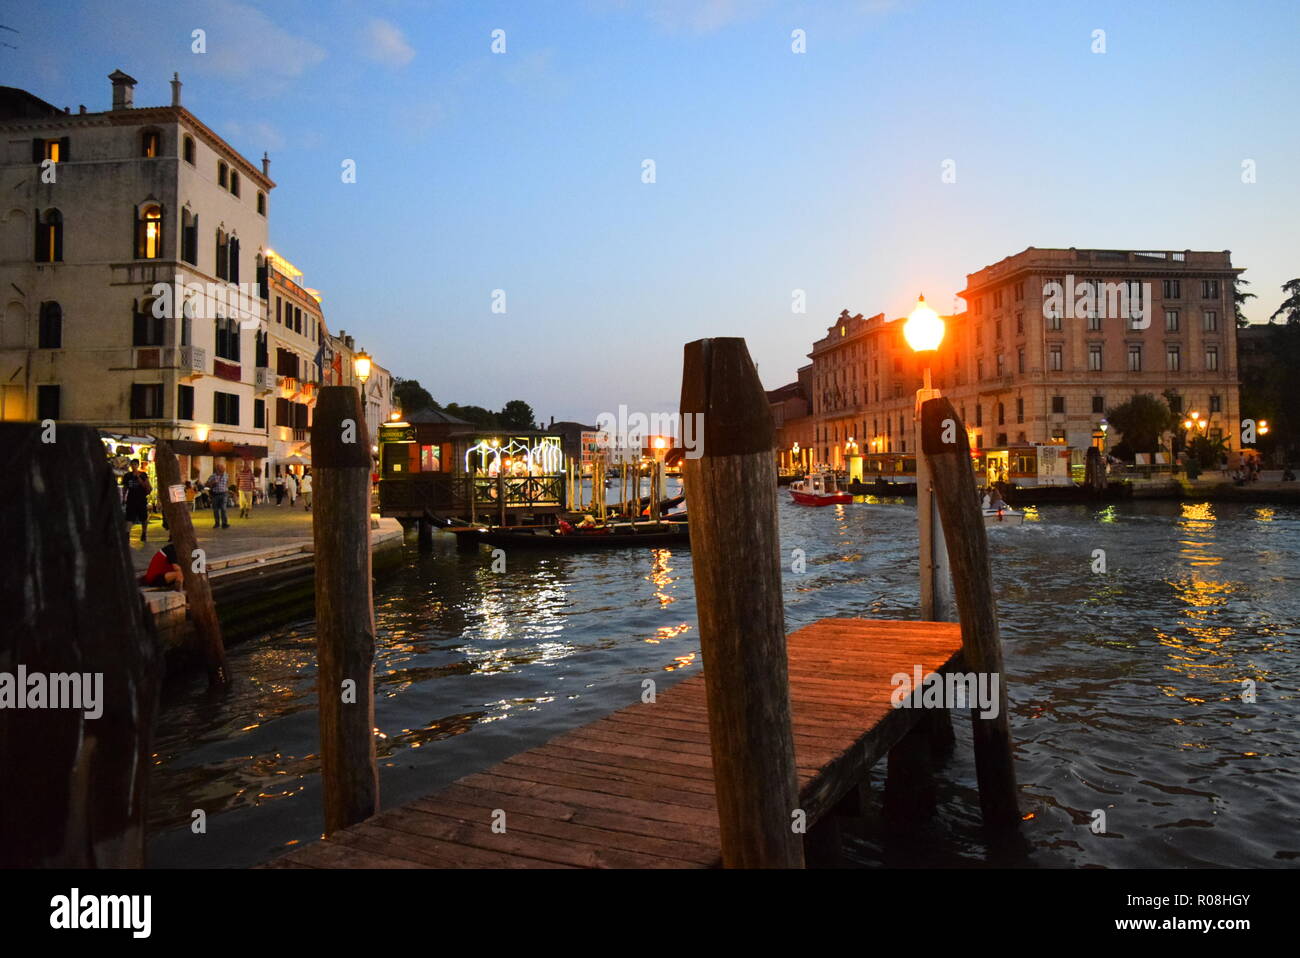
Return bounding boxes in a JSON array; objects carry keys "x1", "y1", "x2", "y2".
[{"x1": 266, "y1": 617, "x2": 963, "y2": 869}]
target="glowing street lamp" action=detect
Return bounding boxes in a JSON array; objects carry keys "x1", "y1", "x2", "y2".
[
  {"x1": 903, "y1": 294, "x2": 946, "y2": 355},
  {"x1": 904, "y1": 293, "x2": 952, "y2": 621},
  {"x1": 353, "y1": 349, "x2": 372, "y2": 393},
  {"x1": 1259, "y1": 420, "x2": 1270, "y2": 436}
]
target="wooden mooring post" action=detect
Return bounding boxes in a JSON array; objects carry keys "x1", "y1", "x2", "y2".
[
  {"x1": 311, "y1": 387, "x2": 380, "y2": 834},
  {"x1": 1, "y1": 423, "x2": 160, "y2": 866},
  {"x1": 681, "y1": 337, "x2": 805, "y2": 868},
  {"x1": 920, "y1": 396, "x2": 1020, "y2": 829},
  {"x1": 154, "y1": 437, "x2": 229, "y2": 687}
]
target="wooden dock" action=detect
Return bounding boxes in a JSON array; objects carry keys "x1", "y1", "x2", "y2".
[{"x1": 266, "y1": 617, "x2": 962, "y2": 869}]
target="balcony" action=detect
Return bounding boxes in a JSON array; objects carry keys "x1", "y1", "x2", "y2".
[{"x1": 161, "y1": 345, "x2": 205, "y2": 376}]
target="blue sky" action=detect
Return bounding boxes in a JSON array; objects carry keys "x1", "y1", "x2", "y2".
[{"x1": 4, "y1": 0, "x2": 1298, "y2": 422}]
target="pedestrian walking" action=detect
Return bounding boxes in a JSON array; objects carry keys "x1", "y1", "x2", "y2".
[
  {"x1": 236, "y1": 461, "x2": 255, "y2": 518},
  {"x1": 274, "y1": 473, "x2": 286, "y2": 506},
  {"x1": 121, "y1": 458, "x2": 152, "y2": 542},
  {"x1": 300, "y1": 471, "x2": 313, "y2": 511},
  {"x1": 285, "y1": 471, "x2": 298, "y2": 507},
  {"x1": 206, "y1": 463, "x2": 231, "y2": 529}
]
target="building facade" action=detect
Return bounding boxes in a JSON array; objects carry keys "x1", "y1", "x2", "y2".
[
  {"x1": 1, "y1": 70, "x2": 274, "y2": 480},
  {"x1": 266, "y1": 250, "x2": 324, "y2": 478},
  {"x1": 806, "y1": 247, "x2": 1244, "y2": 468}
]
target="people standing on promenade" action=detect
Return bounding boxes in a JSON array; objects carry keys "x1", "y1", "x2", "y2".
[
  {"x1": 121, "y1": 458, "x2": 152, "y2": 542},
  {"x1": 274, "y1": 472, "x2": 286, "y2": 505},
  {"x1": 207, "y1": 463, "x2": 231, "y2": 529},
  {"x1": 300, "y1": 471, "x2": 313, "y2": 512},
  {"x1": 236, "y1": 462, "x2": 255, "y2": 518},
  {"x1": 286, "y1": 471, "x2": 298, "y2": 507}
]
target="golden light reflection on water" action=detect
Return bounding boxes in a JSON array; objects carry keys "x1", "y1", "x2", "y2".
[
  {"x1": 646, "y1": 548, "x2": 677, "y2": 607},
  {"x1": 665, "y1": 651, "x2": 697, "y2": 672},
  {"x1": 1095, "y1": 505, "x2": 1117, "y2": 523},
  {"x1": 646, "y1": 622, "x2": 690, "y2": 644},
  {"x1": 1255, "y1": 507, "x2": 1276, "y2": 522}
]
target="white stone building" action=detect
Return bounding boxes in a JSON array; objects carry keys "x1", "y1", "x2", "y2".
[{"x1": 0, "y1": 70, "x2": 274, "y2": 480}]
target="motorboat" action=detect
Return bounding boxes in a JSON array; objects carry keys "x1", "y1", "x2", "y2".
[
  {"x1": 790, "y1": 472, "x2": 853, "y2": 506},
  {"x1": 982, "y1": 506, "x2": 1025, "y2": 526}
]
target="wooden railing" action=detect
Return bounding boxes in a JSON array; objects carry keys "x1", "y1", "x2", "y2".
[{"x1": 378, "y1": 474, "x2": 565, "y2": 515}]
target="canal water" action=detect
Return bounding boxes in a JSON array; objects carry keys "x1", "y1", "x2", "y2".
[{"x1": 148, "y1": 489, "x2": 1300, "y2": 868}]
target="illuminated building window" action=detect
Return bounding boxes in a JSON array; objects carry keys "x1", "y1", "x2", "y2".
[
  {"x1": 36, "y1": 209, "x2": 63, "y2": 262},
  {"x1": 141, "y1": 129, "x2": 161, "y2": 158},
  {"x1": 136, "y1": 204, "x2": 163, "y2": 259}
]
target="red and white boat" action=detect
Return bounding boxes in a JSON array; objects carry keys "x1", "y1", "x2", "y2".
[{"x1": 790, "y1": 472, "x2": 853, "y2": 506}]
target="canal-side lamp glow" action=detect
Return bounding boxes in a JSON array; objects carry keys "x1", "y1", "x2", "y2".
[
  {"x1": 389, "y1": 410, "x2": 403, "y2": 422},
  {"x1": 1259, "y1": 420, "x2": 1270, "y2": 436},
  {"x1": 903, "y1": 294, "x2": 945, "y2": 354}
]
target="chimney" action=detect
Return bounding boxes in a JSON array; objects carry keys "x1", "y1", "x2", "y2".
[
  {"x1": 108, "y1": 69, "x2": 137, "y2": 110},
  {"x1": 171, "y1": 72, "x2": 182, "y2": 107},
  {"x1": 262, "y1": 151, "x2": 270, "y2": 177},
  {"x1": 78, "y1": 105, "x2": 86, "y2": 114}
]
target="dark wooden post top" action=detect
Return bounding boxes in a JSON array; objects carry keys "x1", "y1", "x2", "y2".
[{"x1": 681, "y1": 337, "x2": 804, "y2": 868}]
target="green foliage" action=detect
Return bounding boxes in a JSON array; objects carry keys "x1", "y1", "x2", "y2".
[
  {"x1": 1188, "y1": 433, "x2": 1227, "y2": 470},
  {"x1": 1270, "y1": 278, "x2": 1300, "y2": 325},
  {"x1": 1234, "y1": 276, "x2": 1256, "y2": 328},
  {"x1": 498, "y1": 400, "x2": 537, "y2": 431},
  {"x1": 442, "y1": 403, "x2": 499, "y2": 428},
  {"x1": 392, "y1": 378, "x2": 438, "y2": 413},
  {"x1": 1105, "y1": 393, "x2": 1177, "y2": 456}
]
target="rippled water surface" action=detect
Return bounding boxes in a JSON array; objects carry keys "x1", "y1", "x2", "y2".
[{"x1": 148, "y1": 490, "x2": 1300, "y2": 868}]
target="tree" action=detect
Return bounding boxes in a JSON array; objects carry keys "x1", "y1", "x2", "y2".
[
  {"x1": 442, "y1": 403, "x2": 499, "y2": 429},
  {"x1": 1188, "y1": 433, "x2": 1227, "y2": 471},
  {"x1": 1106, "y1": 393, "x2": 1177, "y2": 456},
  {"x1": 1234, "y1": 276, "x2": 1256, "y2": 328},
  {"x1": 497, "y1": 400, "x2": 537, "y2": 431},
  {"x1": 1269, "y1": 278, "x2": 1300, "y2": 325},
  {"x1": 392, "y1": 378, "x2": 437, "y2": 414}
]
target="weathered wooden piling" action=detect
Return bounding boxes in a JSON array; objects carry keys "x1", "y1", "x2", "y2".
[
  {"x1": 681, "y1": 337, "x2": 805, "y2": 868},
  {"x1": 311, "y1": 387, "x2": 379, "y2": 833},
  {"x1": 154, "y1": 437, "x2": 228, "y2": 686},
  {"x1": 1, "y1": 423, "x2": 160, "y2": 866},
  {"x1": 920, "y1": 396, "x2": 1020, "y2": 829}
]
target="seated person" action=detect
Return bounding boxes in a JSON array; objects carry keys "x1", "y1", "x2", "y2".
[
  {"x1": 140, "y1": 543, "x2": 183, "y2": 590},
  {"x1": 576, "y1": 514, "x2": 598, "y2": 529}
]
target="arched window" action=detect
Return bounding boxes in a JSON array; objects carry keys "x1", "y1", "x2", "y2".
[
  {"x1": 215, "y1": 228, "x2": 229, "y2": 280},
  {"x1": 181, "y1": 207, "x2": 198, "y2": 265},
  {"x1": 256, "y1": 191, "x2": 265, "y2": 216},
  {"x1": 38, "y1": 301, "x2": 62, "y2": 348},
  {"x1": 141, "y1": 129, "x2": 161, "y2": 158},
  {"x1": 183, "y1": 134, "x2": 196, "y2": 165},
  {"x1": 229, "y1": 170, "x2": 240, "y2": 197},
  {"x1": 36, "y1": 209, "x2": 63, "y2": 262},
  {"x1": 133, "y1": 296, "x2": 165, "y2": 346},
  {"x1": 228, "y1": 234, "x2": 240, "y2": 283},
  {"x1": 217, "y1": 161, "x2": 228, "y2": 189},
  {"x1": 135, "y1": 203, "x2": 163, "y2": 259}
]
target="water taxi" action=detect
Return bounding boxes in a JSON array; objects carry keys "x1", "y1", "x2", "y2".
[{"x1": 790, "y1": 472, "x2": 852, "y2": 506}]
